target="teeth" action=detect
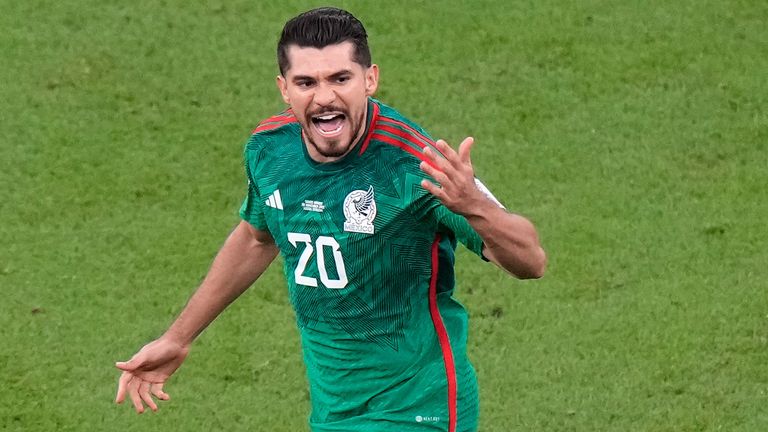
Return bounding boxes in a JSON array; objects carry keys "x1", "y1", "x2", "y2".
[
  {"x1": 315, "y1": 122, "x2": 343, "y2": 136},
  {"x1": 317, "y1": 114, "x2": 336, "y2": 120}
]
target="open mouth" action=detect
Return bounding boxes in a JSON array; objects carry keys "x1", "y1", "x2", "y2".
[{"x1": 311, "y1": 112, "x2": 346, "y2": 137}]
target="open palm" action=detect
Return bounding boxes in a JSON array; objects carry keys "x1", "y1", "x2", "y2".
[{"x1": 115, "y1": 338, "x2": 190, "y2": 413}]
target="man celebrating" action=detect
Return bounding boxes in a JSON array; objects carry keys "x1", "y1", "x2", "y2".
[{"x1": 115, "y1": 7, "x2": 546, "y2": 432}]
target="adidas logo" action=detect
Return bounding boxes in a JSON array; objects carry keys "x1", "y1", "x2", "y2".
[{"x1": 265, "y1": 189, "x2": 283, "y2": 210}]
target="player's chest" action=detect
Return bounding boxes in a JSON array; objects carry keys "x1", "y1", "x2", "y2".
[{"x1": 255, "y1": 167, "x2": 409, "y2": 247}]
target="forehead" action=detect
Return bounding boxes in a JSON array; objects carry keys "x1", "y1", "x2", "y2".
[{"x1": 284, "y1": 41, "x2": 362, "y2": 78}]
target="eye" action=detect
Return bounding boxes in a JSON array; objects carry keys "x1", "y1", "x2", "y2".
[
  {"x1": 296, "y1": 80, "x2": 315, "y2": 88},
  {"x1": 335, "y1": 75, "x2": 350, "y2": 84}
]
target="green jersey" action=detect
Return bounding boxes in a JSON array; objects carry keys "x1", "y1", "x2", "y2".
[{"x1": 240, "y1": 99, "x2": 486, "y2": 432}]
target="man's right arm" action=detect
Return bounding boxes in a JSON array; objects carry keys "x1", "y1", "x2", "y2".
[
  {"x1": 115, "y1": 220, "x2": 279, "y2": 413},
  {"x1": 163, "y1": 220, "x2": 279, "y2": 346}
]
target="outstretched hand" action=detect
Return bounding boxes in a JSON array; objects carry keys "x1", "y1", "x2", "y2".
[
  {"x1": 419, "y1": 137, "x2": 488, "y2": 216},
  {"x1": 115, "y1": 338, "x2": 189, "y2": 413}
]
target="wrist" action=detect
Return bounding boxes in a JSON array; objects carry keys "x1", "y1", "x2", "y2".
[
  {"x1": 462, "y1": 194, "x2": 501, "y2": 220},
  {"x1": 161, "y1": 328, "x2": 194, "y2": 348}
]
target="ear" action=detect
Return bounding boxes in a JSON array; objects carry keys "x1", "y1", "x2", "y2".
[
  {"x1": 276, "y1": 75, "x2": 290, "y2": 104},
  {"x1": 365, "y1": 64, "x2": 379, "y2": 97}
]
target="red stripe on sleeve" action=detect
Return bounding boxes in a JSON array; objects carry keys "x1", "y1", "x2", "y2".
[
  {"x1": 251, "y1": 110, "x2": 297, "y2": 134},
  {"x1": 376, "y1": 124, "x2": 431, "y2": 149},
  {"x1": 376, "y1": 123, "x2": 446, "y2": 159},
  {"x1": 252, "y1": 119, "x2": 295, "y2": 133},
  {"x1": 379, "y1": 117, "x2": 438, "y2": 151},
  {"x1": 264, "y1": 113, "x2": 295, "y2": 123},
  {"x1": 428, "y1": 235, "x2": 457, "y2": 432},
  {"x1": 370, "y1": 133, "x2": 440, "y2": 169}
]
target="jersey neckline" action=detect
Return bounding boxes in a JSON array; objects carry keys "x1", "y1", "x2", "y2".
[{"x1": 300, "y1": 98, "x2": 379, "y2": 172}]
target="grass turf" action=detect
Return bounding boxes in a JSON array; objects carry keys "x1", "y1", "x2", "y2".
[{"x1": 1, "y1": 1, "x2": 767, "y2": 430}]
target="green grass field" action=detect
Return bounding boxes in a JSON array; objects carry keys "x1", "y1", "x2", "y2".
[{"x1": 2, "y1": 1, "x2": 767, "y2": 430}]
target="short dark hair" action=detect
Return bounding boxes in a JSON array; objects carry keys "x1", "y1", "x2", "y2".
[{"x1": 277, "y1": 7, "x2": 371, "y2": 75}]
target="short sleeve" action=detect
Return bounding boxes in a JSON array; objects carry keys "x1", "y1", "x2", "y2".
[
  {"x1": 438, "y1": 177, "x2": 507, "y2": 259},
  {"x1": 434, "y1": 207, "x2": 485, "y2": 257},
  {"x1": 238, "y1": 149, "x2": 268, "y2": 230},
  {"x1": 404, "y1": 169, "x2": 485, "y2": 259}
]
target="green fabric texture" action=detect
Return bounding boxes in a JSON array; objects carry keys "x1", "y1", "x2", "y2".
[{"x1": 239, "y1": 99, "x2": 484, "y2": 431}]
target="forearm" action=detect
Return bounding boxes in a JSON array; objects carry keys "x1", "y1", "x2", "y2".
[
  {"x1": 464, "y1": 199, "x2": 546, "y2": 279},
  {"x1": 163, "y1": 221, "x2": 279, "y2": 346},
  {"x1": 417, "y1": 138, "x2": 546, "y2": 278}
]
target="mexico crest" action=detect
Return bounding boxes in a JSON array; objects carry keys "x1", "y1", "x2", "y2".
[{"x1": 343, "y1": 186, "x2": 376, "y2": 234}]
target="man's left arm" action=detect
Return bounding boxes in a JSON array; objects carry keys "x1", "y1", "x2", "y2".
[{"x1": 419, "y1": 137, "x2": 546, "y2": 279}]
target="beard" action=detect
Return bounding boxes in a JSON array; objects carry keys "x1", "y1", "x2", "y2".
[
  {"x1": 306, "y1": 137, "x2": 349, "y2": 158},
  {"x1": 302, "y1": 106, "x2": 366, "y2": 159}
]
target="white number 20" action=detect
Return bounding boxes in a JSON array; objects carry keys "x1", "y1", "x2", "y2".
[{"x1": 287, "y1": 233, "x2": 348, "y2": 289}]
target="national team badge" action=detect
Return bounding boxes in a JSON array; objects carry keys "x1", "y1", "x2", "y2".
[{"x1": 343, "y1": 186, "x2": 376, "y2": 234}]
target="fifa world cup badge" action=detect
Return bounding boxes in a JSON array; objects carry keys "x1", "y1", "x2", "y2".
[{"x1": 343, "y1": 186, "x2": 376, "y2": 234}]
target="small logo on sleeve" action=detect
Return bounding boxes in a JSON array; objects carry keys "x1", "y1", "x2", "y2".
[{"x1": 343, "y1": 186, "x2": 376, "y2": 234}]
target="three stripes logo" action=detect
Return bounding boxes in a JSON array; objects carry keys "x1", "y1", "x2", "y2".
[{"x1": 265, "y1": 189, "x2": 283, "y2": 210}]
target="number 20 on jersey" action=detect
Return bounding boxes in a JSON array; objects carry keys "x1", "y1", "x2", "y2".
[{"x1": 287, "y1": 232, "x2": 349, "y2": 289}]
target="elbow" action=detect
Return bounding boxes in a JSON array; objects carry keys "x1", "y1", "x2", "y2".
[
  {"x1": 516, "y1": 247, "x2": 547, "y2": 280},
  {"x1": 484, "y1": 237, "x2": 547, "y2": 280}
]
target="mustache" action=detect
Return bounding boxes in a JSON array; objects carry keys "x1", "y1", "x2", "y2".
[{"x1": 307, "y1": 106, "x2": 348, "y2": 117}]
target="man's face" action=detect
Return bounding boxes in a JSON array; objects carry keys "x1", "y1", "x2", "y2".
[{"x1": 277, "y1": 41, "x2": 378, "y2": 162}]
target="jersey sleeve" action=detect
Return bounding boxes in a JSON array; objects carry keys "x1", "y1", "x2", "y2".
[
  {"x1": 238, "y1": 142, "x2": 268, "y2": 230},
  {"x1": 434, "y1": 206, "x2": 485, "y2": 257},
  {"x1": 433, "y1": 177, "x2": 507, "y2": 259},
  {"x1": 401, "y1": 156, "x2": 486, "y2": 259}
]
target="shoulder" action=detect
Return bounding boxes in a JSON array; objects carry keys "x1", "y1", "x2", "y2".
[
  {"x1": 373, "y1": 100, "x2": 435, "y2": 145},
  {"x1": 251, "y1": 107, "x2": 299, "y2": 135},
  {"x1": 368, "y1": 100, "x2": 442, "y2": 169},
  {"x1": 244, "y1": 108, "x2": 301, "y2": 158}
]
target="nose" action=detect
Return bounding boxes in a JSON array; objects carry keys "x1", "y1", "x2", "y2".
[{"x1": 313, "y1": 83, "x2": 336, "y2": 107}]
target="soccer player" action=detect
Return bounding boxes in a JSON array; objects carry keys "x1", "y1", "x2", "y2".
[{"x1": 115, "y1": 7, "x2": 546, "y2": 432}]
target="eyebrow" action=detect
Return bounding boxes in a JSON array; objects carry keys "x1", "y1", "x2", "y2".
[
  {"x1": 327, "y1": 70, "x2": 353, "y2": 80},
  {"x1": 291, "y1": 69, "x2": 353, "y2": 83}
]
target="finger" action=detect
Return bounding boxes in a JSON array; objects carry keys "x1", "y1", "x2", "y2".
[
  {"x1": 139, "y1": 381, "x2": 158, "y2": 412},
  {"x1": 116, "y1": 355, "x2": 144, "y2": 371},
  {"x1": 421, "y1": 179, "x2": 446, "y2": 201},
  {"x1": 457, "y1": 137, "x2": 475, "y2": 166},
  {"x1": 422, "y1": 146, "x2": 451, "y2": 173},
  {"x1": 128, "y1": 378, "x2": 145, "y2": 414},
  {"x1": 115, "y1": 371, "x2": 132, "y2": 403},
  {"x1": 151, "y1": 382, "x2": 170, "y2": 401},
  {"x1": 433, "y1": 139, "x2": 462, "y2": 168},
  {"x1": 419, "y1": 161, "x2": 450, "y2": 187}
]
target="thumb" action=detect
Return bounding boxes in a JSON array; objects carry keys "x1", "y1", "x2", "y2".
[
  {"x1": 115, "y1": 361, "x2": 132, "y2": 371},
  {"x1": 115, "y1": 357, "x2": 143, "y2": 371}
]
